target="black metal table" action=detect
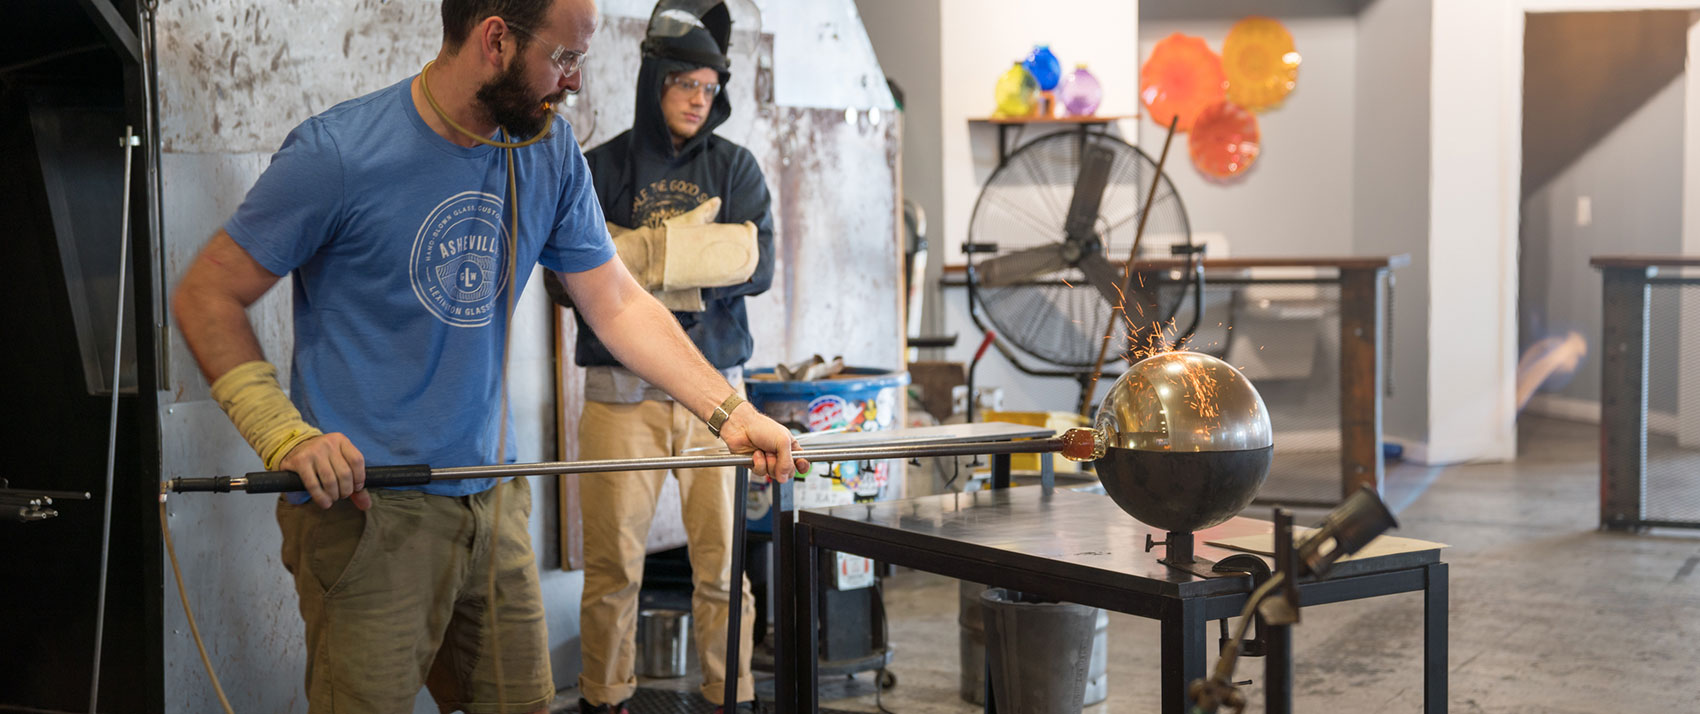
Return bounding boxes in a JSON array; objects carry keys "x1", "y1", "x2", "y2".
[
  {"x1": 757, "y1": 422, "x2": 1057, "y2": 710},
  {"x1": 771, "y1": 487, "x2": 1447, "y2": 713}
]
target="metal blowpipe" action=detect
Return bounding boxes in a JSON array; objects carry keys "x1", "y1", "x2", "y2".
[{"x1": 163, "y1": 428, "x2": 1107, "y2": 495}]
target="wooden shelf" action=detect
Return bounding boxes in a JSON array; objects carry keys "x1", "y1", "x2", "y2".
[
  {"x1": 968, "y1": 114, "x2": 1138, "y2": 125},
  {"x1": 970, "y1": 115, "x2": 1140, "y2": 166}
]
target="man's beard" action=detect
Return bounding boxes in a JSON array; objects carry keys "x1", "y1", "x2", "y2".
[{"x1": 475, "y1": 56, "x2": 565, "y2": 140}]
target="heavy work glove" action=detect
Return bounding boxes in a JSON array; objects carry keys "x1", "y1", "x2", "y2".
[
  {"x1": 608, "y1": 221, "x2": 707, "y2": 310},
  {"x1": 610, "y1": 197, "x2": 760, "y2": 311}
]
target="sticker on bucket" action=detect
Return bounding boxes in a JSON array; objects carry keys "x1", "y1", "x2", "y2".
[
  {"x1": 836, "y1": 552, "x2": 874, "y2": 590},
  {"x1": 806, "y1": 395, "x2": 853, "y2": 432}
]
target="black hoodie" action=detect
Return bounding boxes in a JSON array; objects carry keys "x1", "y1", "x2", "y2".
[{"x1": 574, "y1": 54, "x2": 775, "y2": 373}]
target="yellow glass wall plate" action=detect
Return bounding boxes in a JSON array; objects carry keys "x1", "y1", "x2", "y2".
[{"x1": 1223, "y1": 16, "x2": 1301, "y2": 113}]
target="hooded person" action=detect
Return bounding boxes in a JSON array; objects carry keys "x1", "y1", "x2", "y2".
[{"x1": 547, "y1": 2, "x2": 774, "y2": 712}]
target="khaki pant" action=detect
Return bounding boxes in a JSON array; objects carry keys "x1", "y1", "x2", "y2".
[
  {"x1": 277, "y1": 479, "x2": 551, "y2": 713},
  {"x1": 578, "y1": 398, "x2": 756, "y2": 706}
]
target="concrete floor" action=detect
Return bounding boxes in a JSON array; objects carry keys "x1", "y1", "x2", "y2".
[{"x1": 559, "y1": 417, "x2": 1700, "y2": 712}]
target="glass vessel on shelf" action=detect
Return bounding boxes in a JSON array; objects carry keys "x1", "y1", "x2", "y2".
[
  {"x1": 993, "y1": 61, "x2": 1039, "y2": 118},
  {"x1": 1058, "y1": 63, "x2": 1102, "y2": 117}
]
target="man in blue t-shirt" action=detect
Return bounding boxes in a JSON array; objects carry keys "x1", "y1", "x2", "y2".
[{"x1": 171, "y1": 0, "x2": 805, "y2": 711}]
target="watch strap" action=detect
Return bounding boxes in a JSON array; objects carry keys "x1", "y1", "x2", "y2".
[{"x1": 707, "y1": 392, "x2": 745, "y2": 438}]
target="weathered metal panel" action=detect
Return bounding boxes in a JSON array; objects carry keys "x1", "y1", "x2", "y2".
[
  {"x1": 763, "y1": 0, "x2": 896, "y2": 111},
  {"x1": 156, "y1": 0, "x2": 441, "y2": 154},
  {"x1": 572, "y1": 18, "x2": 775, "y2": 155},
  {"x1": 157, "y1": 151, "x2": 309, "y2": 711},
  {"x1": 159, "y1": 400, "x2": 311, "y2": 713},
  {"x1": 750, "y1": 107, "x2": 903, "y2": 371},
  {"x1": 603, "y1": 0, "x2": 899, "y2": 112},
  {"x1": 160, "y1": 152, "x2": 290, "y2": 405}
]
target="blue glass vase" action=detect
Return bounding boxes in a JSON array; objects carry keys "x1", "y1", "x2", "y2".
[{"x1": 1023, "y1": 44, "x2": 1063, "y2": 92}]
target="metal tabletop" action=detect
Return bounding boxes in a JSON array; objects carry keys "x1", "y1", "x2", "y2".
[
  {"x1": 773, "y1": 486, "x2": 1448, "y2": 714},
  {"x1": 800, "y1": 488, "x2": 1440, "y2": 600}
]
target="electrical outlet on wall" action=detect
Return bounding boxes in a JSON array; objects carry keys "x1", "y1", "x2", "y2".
[{"x1": 1577, "y1": 196, "x2": 1592, "y2": 227}]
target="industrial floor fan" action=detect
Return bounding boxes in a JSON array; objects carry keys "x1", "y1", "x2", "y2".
[{"x1": 964, "y1": 130, "x2": 1196, "y2": 407}]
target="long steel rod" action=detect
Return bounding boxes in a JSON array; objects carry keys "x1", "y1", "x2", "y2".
[
  {"x1": 0, "y1": 488, "x2": 92, "y2": 500},
  {"x1": 167, "y1": 436, "x2": 1078, "y2": 493},
  {"x1": 92, "y1": 126, "x2": 139, "y2": 714},
  {"x1": 426, "y1": 436, "x2": 1069, "y2": 480},
  {"x1": 724, "y1": 466, "x2": 749, "y2": 710}
]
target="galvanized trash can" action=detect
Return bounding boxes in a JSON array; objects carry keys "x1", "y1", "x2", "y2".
[
  {"x1": 960, "y1": 581, "x2": 1107, "y2": 707},
  {"x1": 636, "y1": 609, "x2": 691, "y2": 678},
  {"x1": 976, "y1": 588, "x2": 1099, "y2": 714}
]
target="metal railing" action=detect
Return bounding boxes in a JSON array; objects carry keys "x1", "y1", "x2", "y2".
[{"x1": 1593, "y1": 256, "x2": 1700, "y2": 530}]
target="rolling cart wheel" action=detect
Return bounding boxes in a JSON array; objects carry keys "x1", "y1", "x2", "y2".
[{"x1": 877, "y1": 669, "x2": 897, "y2": 690}]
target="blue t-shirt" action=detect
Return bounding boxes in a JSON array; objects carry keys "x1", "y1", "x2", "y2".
[{"x1": 226, "y1": 76, "x2": 615, "y2": 498}]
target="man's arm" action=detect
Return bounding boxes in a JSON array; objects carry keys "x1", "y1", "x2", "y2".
[
  {"x1": 173, "y1": 230, "x2": 368, "y2": 509},
  {"x1": 561, "y1": 256, "x2": 807, "y2": 480},
  {"x1": 174, "y1": 231, "x2": 278, "y2": 378}
]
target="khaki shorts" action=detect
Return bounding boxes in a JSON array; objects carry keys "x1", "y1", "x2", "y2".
[{"x1": 277, "y1": 478, "x2": 550, "y2": 713}]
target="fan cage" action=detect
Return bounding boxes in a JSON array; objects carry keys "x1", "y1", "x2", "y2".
[{"x1": 966, "y1": 131, "x2": 1192, "y2": 370}]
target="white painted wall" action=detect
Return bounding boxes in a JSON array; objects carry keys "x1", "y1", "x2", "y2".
[
  {"x1": 938, "y1": 0, "x2": 1143, "y2": 266},
  {"x1": 855, "y1": 0, "x2": 946, "y2": 349},
  {"x1": 1424, "y1": 0, "x2": 1700, "y2": 463},
  {"x1": 1428, "y1": 0, "x2": 1521, "y2": 463},
  {"x1": 914, "y1": 0, "x2": 1142, "y2": 413},
  {"x1": 1521, "y1": 76, "x2": 1686, "y2": 411},
  {"x1": 1680, "y1": 13, "x2": 1700, "y2": 447},
  {"x1": 849, "y1": 0, "x2": 1144, "y2": 411},
  {"x1": 1354, "y1": 0, "x2": 1432, "y2": 446},
  {"x1": 1136, "y1": 16, "x2": 1358, "y2": 257}
]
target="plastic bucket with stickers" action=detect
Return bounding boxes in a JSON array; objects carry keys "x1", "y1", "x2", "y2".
[{"x1": 741, "y1": 367, "x2": 910, "y2": 533}]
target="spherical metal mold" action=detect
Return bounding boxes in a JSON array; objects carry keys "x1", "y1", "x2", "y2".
[{"x1": 1092, "y1": 351, "x2": 1274, "y2": 533}]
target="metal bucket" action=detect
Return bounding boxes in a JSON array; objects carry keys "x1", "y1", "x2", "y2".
[
  {"x1": 636, "y1": 609, "x2": 691, "y2": 678},
  {"x1": 960, "y1": 581, "x2": 1107, "y2": 707},
  {"x1": 978, "y1": 588, "x2": 1096, "y2": 714}
]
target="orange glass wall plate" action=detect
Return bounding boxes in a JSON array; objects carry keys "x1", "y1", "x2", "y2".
[
  {"x1": 1140, "y1": 33, "x2": 1226, "y2": 133},
  {"x1": 1189, "y1": 100, "x2": 1261, "y2": 180},
  {"x1": 1223, "y1": 16, "x2": 1301, "y2": 112}
]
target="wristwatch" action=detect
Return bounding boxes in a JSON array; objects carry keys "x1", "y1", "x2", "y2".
[{"x1": 706, "y1": 392, "x2": 745, "y2": 439}]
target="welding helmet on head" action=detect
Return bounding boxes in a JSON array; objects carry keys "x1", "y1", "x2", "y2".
[{"x1": 641, "y1": 0, "x2": 732, "y2": 75}]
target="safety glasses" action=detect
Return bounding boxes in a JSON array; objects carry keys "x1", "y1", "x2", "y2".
[
  {"x1": 664, "y1": 74, "x2": 721, "y2": 100},
  {"x1": 507, "y1": 24, "x2": 588, "y2": 79}
]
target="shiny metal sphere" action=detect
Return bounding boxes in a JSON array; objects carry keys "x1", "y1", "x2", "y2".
[{"x1": 1092, "y1": 351, "x2": 1274, "y2": 533}]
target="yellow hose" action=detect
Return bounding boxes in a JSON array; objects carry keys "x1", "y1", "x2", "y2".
[{"x1": 160, "y1": 496, "x2": 236, "y2": 714}]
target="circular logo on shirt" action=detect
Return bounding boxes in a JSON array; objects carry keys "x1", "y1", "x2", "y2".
[
  {"x1": 411, "y1": 192, "x2": 511, "y2": 327},
  {"x1": 633, "y1": 179, "x2": 708, "y2": 228}
]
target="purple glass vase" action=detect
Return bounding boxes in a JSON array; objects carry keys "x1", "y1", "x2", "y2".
[{"x1": 1059, "y1": 64, "x2": 1102, "y2": 117}]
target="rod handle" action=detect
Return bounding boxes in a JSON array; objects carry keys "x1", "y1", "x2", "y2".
[
  {"x1": 167, "y1": 476, "x2": 236, "y2": 493},
  {"x1": 242, "y1": 464, "x2": 433, "y2": 493}
]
